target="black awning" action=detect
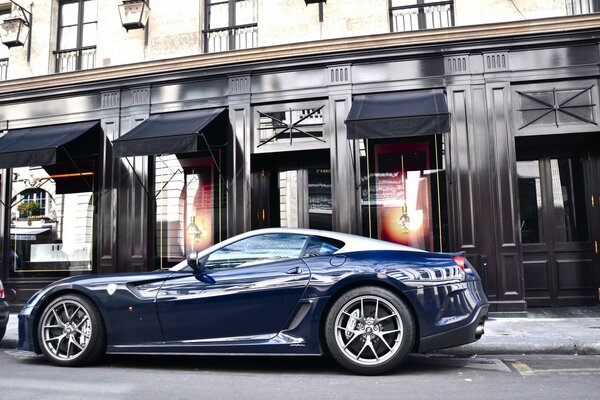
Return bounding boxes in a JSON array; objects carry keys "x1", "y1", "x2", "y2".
[
  {"x1": 0, "y1": 121, "x2": 101, "y2": 169},
  {"x1": 345, "y1": 89, "x2": 450, "y2": 140},
  {"x1": 112, "y1": 107, "x2": 228, "y2": 158}
]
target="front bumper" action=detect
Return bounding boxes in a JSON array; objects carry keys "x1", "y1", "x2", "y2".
[
  {"x1": 417, "y1": 303, "x2": 488, "y2": 353},
  {"x1": 17, "y1": 311, "x2": 38, "y2": 353},
  {"x1": 0, "y1": 299, "x2": 8, "y2": 332}
]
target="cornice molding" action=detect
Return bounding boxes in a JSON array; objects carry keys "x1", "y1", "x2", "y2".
[{"x1": 1, "y1": 14, "x2": 600, "y2": 95}]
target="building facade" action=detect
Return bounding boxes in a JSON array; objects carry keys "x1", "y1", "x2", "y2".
[{"x1": 0, "y1": 0, "x2": 599, "y2": 313}]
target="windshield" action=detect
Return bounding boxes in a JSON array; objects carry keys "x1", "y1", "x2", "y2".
[{"x1": 169, "y1": 260, "x2": 189, "y2": 272}]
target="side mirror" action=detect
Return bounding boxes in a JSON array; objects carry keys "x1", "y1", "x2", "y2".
[{"x1": 187, "y1": 251, "x2": 202, "y2": 272}]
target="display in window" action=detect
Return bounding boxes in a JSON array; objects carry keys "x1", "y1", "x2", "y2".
[
  {"x1": 9, "y1": 164, "x2": 95, "y2": 278},
  {"x1": 155, "y1": 153, "x2": 227, "y2": 269},
  {"x1": 361, "y1": 136, "x2": 448, "y2": 252}
]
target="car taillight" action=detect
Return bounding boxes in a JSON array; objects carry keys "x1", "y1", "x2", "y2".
[
  {"x1": 453, "y1": 256, "x2": 465, "y2": 270},
  {"x1": 0, "y1": 282, "x2": 4, "y2": 298}
]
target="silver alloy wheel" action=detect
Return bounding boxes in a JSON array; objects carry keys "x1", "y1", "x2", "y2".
[
  {"x1": 333, "y1": 295, "x2": 403, "y2": 366},
  {"x1": 40, "y1": 299, "x2": 92, "y2": 361}
]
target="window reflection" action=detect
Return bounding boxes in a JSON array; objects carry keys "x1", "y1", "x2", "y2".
[
  {"x1": 517, "y1": 160, "x2": 544, "y2": 244},
  {"x1": 517, "y1": 157, "x2": 588, "y2": 245},
  {"x1": 206, "y1": 234, "x2": 308, "y2": 269},
  {"x1": 551, "y1": 158, "x2": 588, "y2": 242},
  {"x1": 360, "y1": 135, "x2": 448, "y2": 252},
  {"x1": 154, "y1": 154, "x2": 227, "y2": 269},
  {"x1": 9, "y1": 165, "x2": 94, "y2": 278}
]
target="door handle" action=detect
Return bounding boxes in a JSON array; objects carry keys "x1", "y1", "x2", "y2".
[{"x1": 285, "y1": 266, "x2": 303, "y2": 274}]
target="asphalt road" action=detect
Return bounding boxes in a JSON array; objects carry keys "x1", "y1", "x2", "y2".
[{"x1": 1, "y1": 350, "x2": 600, "y2": 400}]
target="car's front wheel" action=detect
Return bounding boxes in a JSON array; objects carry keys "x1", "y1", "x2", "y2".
[
  {"x1": 325, "y1": 286, "x2": 415, "y2": 375},
  {"x1": 37, "y1": 294, "x2": 105, "y2": 367}
]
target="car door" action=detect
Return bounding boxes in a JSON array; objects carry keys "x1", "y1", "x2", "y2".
[{"x1": 156, "y1": 233, "x2": 311, "y2": 342}]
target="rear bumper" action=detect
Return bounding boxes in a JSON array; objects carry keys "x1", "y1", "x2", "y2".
[{"x1": 417, "y1": 303, "x2": 488, "y2": 353}]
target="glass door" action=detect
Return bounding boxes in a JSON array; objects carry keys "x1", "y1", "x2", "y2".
[
  {"x1": 518, "y1": 148, "x2": 599, "y2": 306},
  {"x1": 251, "y1": 152, "x2": 332, "y2": 231}
]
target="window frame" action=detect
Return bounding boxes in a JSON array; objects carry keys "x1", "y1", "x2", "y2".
[
  {"x1": 203, "y1": 0, "x2": 258, "y2": 53},
  {"x1": 55, "y1": 0, "x2": 97, "y2": 72},
  {"x1": 252, "y1": 100, "x2": 329, "y2": 154}
]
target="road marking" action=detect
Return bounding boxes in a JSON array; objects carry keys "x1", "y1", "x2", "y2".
[
  {"x1": 527, "y1": 368, "x2": 600, "y2": 375},
  {"x1": 414, "y1": 355, "x2": 511, "y2": 372},
  {"x1": 512, "y1": 362, "x2": 600, "y2": 376},
  {"x1": 512, "y1": 361, "x2": 535, "y2": 376}
]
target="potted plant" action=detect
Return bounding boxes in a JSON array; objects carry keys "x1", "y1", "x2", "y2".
[{"x1": 17, "y1": 202, "x2": 41, "y2": 218}]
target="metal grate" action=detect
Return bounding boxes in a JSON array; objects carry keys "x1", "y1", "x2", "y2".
[{"x1": 55, "y1": 47, "x2": 96, "y2": 73}]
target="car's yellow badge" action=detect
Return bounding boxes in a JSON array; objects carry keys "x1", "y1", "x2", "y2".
[{"x1": 107, "y1": 283, "x2": 117, "y2": 296}]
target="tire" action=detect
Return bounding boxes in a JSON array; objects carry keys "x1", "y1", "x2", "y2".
[
  {"x1": 324, "y1": 286, "x2": 415, "y2": 375},
  {"x1": 37, "y1": 294, "x2": 106, "y2": 367},
  {"x1": 0, "y1": 325, "x2": 5, "y2": 342}
]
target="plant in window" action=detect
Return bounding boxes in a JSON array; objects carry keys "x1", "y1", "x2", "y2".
[{"x1": 17, "y1": 201, "x2": 41, "y2": 217}]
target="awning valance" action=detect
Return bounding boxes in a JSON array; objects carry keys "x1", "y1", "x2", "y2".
[
  {"x1": 112, "y1": 107, "x2": 228, "y2": 158},
  {"x1": 0, "y1": 121, "x2": 101, "y2": 169},
  {"x1": 345, "y1": 89, "x2": 450, "y2": 140}
]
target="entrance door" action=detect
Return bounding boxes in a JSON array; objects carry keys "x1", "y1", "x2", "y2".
[
  {"x1": 251, "y1": 150, "x2": 332, "y2": 231},
  {"x1": 517, "y1": 135, "x2": 600, "y2": 306}
]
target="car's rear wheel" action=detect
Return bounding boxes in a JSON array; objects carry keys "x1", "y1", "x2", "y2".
[
  {"x1": 0, "y1": 325, "x2": 5, "y2": 342},
  {"x1": 325, "y1": 286, "x2": 415, "y2": 375},
  {"x1": 37, "y1": 294, "x2": 105, "y2": 367}
]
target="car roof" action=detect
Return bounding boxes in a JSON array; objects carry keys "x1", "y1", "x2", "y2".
[
  {"x1": 211, "y1": 228, "x2": 424, "y2": 254},
  {"x1": 170, "y1": 228, "x2": 424, "y2": 271}
]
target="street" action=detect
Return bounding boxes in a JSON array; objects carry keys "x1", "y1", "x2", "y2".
[{"x1": 1, "y1": 349, "x2": 600, "y2": 400}]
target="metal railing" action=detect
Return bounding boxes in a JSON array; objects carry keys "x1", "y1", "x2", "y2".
[
  {"x1": 204, "y1": 24, "x2": 257, "y2": 53},
  {"x1": 0, "y1": 58, "x2": 7, "y2": 81},
  {"x1": 54, "y1": 46, "x2": 96, "y2": 73},
  {"x1": 566, "y1": 0, "x2": 600, "y2": 15},
  {"x1": 391, "y1": 1, "x2": 454, "y2": 32}
]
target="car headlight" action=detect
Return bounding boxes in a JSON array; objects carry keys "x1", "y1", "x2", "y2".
[{"x1": 19, "y1": 289, "x2": 43, "y2": 316}]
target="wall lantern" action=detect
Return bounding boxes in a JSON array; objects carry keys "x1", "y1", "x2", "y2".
[
  {"x1": 118, "y1": 0, "x2": 151, "y2": 31},
  {"x1": 0, "y1": 1, "x2": 32, "y2": 48}
]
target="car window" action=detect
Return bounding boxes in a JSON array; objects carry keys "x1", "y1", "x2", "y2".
[
  {"x1": 302, "y1": 236, "x2": 344, "y2": 258},
  {"x1": 205, "y1": 233, "x2": 309, "y2": 269}
]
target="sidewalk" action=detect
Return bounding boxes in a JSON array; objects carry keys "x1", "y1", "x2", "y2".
[
  {"x1": 2, "y1": 307, "x2": 600, "y2": 354},
  {"x1": 443, "y1": 307, "x2": 600, "y2": 356}
]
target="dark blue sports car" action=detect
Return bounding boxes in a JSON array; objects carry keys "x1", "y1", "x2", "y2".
[{"x1": 18, "y1": 228, "x2": 488, "y2": 375}]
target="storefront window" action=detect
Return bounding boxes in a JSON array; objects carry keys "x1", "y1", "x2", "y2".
[
  {"x1": 8, "y1": 165, "x2": 95, "y2": 278},
  {"x1": 360, "y1": 135, "x2": 448, "y2": 252},
  {"x1": 154, "y1": 153, "x2": 227, "y2": 269}
]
